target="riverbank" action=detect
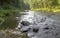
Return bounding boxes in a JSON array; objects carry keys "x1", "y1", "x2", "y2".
[
  {"x1": 0, "y1": 10, "x2": 24, "y2": 29},
  {"x1": 0, "y1": 29, "x2": 29, "y2": 38},
  {"x1": 31, "y1": 8, "x2": 60, "y2": 12}
]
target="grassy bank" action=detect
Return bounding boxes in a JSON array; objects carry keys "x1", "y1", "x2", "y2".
[
  {"x1": 31, "y1": 7, "x2": 60, "y2": 12},
  {"x1": 31, "y1": 8, "x2": 60, "y2": 12},
  {"x1": 0, "y1": 10, "x2": 22, "y2": 29}
]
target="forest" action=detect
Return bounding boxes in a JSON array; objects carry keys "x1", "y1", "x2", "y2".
[
  {"x1": 0, "y1": 0, "x2": 25, "y2": 15},
  {"x1": 0, "y1": 0, "x2": 60, "y2": 38},
  {"x1": 0, "y1": 0, "x2": 60, "y2": 28},
  {"x1": 29, "y1": 0, "x2": 60, "y2": 12}
]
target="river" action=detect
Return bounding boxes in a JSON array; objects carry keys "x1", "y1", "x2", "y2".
[{"x1": 16, "y1": 10, "x2": 60, "y2": 38}]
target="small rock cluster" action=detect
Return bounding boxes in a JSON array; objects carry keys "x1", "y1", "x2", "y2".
[{"x1": 0, "y1": 30, "x2": 29, "y2": 38}]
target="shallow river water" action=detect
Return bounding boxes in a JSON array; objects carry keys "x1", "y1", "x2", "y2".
[{"x1": 16, "y1": 10, "x2": 60, "y2": 38}]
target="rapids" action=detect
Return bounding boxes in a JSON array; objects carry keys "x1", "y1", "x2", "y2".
[{"x1": 16, "y1": 10, "x2": 60, "y2": 38}]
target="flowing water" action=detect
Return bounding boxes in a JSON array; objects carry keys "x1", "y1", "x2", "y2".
[{"x1": 16, "y1": 10, "x2": 60, "y2": 38}]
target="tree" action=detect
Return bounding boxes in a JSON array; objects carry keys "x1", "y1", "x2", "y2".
[
  {"x1": 0, "y1": 0, "x2": 25, "y2": 10},
  {"x1": 29, "y1": 0, "x2": 60, "y2": 11}
]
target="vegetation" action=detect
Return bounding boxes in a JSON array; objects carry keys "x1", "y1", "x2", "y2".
[
  {"x1": 0, "y1": 0, "x2": 60, "y2": 38},
  {"x1": 0, "y1": 0, "x2": 25, "y2": 18},
  {"x1": 0, "y1": 30, "x2": 29, "y2": 38},
  {"x1": 0, "y1": 0, "x2": 60, "y2": 29},
  {"x1": 29, "y1": 0, "x2": 60, "y2": 12},
  {"x1": 0, "y1": 0, "x2": 26, "y2": 29},
  {"x1": 0, "y1": 0, "x2": 25, "y2": 10},
  {"x1": 0, "y1": 0, "x2": 25, "y2": 24}
]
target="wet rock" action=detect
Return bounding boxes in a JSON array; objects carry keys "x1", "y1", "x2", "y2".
[
  {"x1": 16, "y1": 24, "x2": 23, "y2": 30},
  {"x1": 44, "y1": 31, "x2": 51, "y2": 34},
  {"x1": 45, "y1": 23, "x2": 48, "y2": 25},
  {"x1": 21, "y1": 21, "x2": 30, "y2": 26},
  {"x1": 31, "y1": 36, "x2": 38, "y2": 38},
  {"x1": 21, "y1": 29, "x2": 30, "y2": 33},
  {"x1": 21, "y1": 27, "x2": 31, "y2": 33},
  {"x1": 18, "y1": 27, "x2": 21, "y2": 29},
  {"x1": 43, "y1": 27, "x2": 49, "y2": 30},
  {"x1": 55, "y1": 33, "x2": 59, "y2": 35},
  {"x1": 16, "y1": 11, "x2": 60, "y2": 38},
  {"x1": 33, "y1": 28, "x2": 39, "y2": 33},
  {"x1": 28, "y1": 32, "x2": 34, "y2": 38},
  {"x1": 40, "y1": 17, "x2": 46, "y2": 22},
  {"x1": 21, "y1": 30, "x2": 28, "y2": 33}
]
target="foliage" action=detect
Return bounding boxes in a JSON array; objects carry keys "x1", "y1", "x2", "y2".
[
  {"x1": 29, "y1": 0, "x2": 60, "y2": 12},
  {"x1": 0, "y1": 0, "x2": 25, "y2": 26},
  {"x1": 0, "y1": 0, "x2": 25, "y2": 10},
  {"x1": 0, "y1": 10, "x2": 20, "y2": 27},
  {"x1": 0, "y1": 0, "x2": 25, "y2": 19}
]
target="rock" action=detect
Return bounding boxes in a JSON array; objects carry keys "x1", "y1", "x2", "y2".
[
  {"x1": 33, "y1": 28, "x2": 39, "y2": 33},
  {"x1": 21, "y1": 21, "x2": 31, "y2": 26},
  {"x1": 20, "y1": 26, "x2": 31, "y2": 33},
  {"x1": 44, "y1": 30, "x2": 51, "y2": 34},
  {"x1": 40, "y1": 17, "x2": 47, "y2": 22},
  {"x1": 21, "y1": 28, "x2": 31, "y2": 33},
  {"x1": 21, "y1": 30, "x2": 28, "y2": 33},
  {"x1": 16, "y1": 11, "x2": 60, "y2": 38},
  {"x1": 16, "y1": 23, "x2": 23, "y2": 30},
  {"x1": 28, "y1": 32, "x2": 35, "y2": 38},
  {"x1": 43, "y1": 27, "x2": 49, "y2": 30}
]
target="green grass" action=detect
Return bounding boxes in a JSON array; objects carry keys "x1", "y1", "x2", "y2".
[
  {"x1": 30, "y1": 6, "x2": 60, "y2": 12},
  {"x1": 0, "y1": 10, "x2": 21, "y2": 29}
]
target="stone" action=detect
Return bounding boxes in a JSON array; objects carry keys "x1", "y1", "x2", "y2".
[
  {"x1": 21, "y1": 28, "x2": 31, "y2": 33},
  {"x1": 21, "y1": 21, "x2": 30, "y2": 26},
  {"x1": 33, "y1": 28, "x2": 39, "y2": 33},
  {"x1": 43, "y1": 27, "x2": 49, "y2": 30}
]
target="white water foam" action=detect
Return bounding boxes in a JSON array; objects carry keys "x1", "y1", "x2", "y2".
[{"x1": 16, "y1": 10, "x2": 60, "y2": 38}]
